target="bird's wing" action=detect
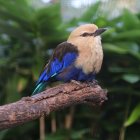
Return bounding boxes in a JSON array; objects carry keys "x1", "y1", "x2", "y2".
[{"x1": 32, "y1": 42, "x2": 78, "y2": 95}]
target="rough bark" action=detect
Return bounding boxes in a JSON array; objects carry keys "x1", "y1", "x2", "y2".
[{"x1": 0, "y1": 82, "x2": 107, "y2": 131}]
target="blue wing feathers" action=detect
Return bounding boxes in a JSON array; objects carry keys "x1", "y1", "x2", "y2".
[
  {"x1": 48, "y1": 52, "x2": 77, "y2": 79},
  {"x1": 32, "y1": 52, "x2": 78, "y2": 95},
  {"x1": 38, "y1": 52, "x2": 77, "y2": 83},
  {"x1": 32, "y1": 42, "x2": 78, "y2": 95},
  {"x1": 36, "y1": 70, "x2": 47, "y2": 84},
  {"x1": 62, "y1": 53, "x2": 77, "y2": 68}
]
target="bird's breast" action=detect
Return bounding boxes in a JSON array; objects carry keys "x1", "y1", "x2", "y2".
[{"x1": 75, "y1": 37, "x2": 103, "y2": 74}]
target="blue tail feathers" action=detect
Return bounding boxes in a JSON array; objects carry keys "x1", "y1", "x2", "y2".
[{"x1": 32, "y1": 82, "x2": 47, "y2": 95}]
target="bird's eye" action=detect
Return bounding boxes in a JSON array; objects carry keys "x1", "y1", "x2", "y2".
[{"x1": 81, "y1": 32, "x2": 89, "y2": 37}]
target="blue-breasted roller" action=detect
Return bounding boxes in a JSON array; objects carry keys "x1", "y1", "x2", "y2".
[{"x1": 32, "y1": 24, "x2": 106, "y2": 95}]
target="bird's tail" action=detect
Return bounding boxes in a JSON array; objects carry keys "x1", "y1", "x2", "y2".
[{"x1": 32, "y1": 82, "x2": 47, "y2": 96}]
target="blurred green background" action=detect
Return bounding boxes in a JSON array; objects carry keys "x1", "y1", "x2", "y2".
[{"x1": 0, "y1": 0, "x2": 140, "y2": 140}]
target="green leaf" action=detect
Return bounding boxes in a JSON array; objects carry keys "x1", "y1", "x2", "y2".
[
  {"x1": 125, "y1": 103, "x2": 140, "y2": 127},
  {"x1": 122, "y1": 74, "x2": 140, "y2": 84},
  {"x1": 103, "y1": 43, "x2": 129, "y2": 54},
  {"x1": 122, "y1": 9, "x2": 140, "y2": 29},
  {"x1": 114, "y1": 30, "x2": 140, "y2": 40}
]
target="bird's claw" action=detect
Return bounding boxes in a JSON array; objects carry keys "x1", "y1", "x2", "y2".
[
  {"x1": 92, "y1": 80, "x2": 98, "y2": 85},
  {"x1": 71, "y1": 80, "x2": 81, "y2": 86},
  {"x1": 87, "y1": 80, "x2": 98, "y2": 87}
]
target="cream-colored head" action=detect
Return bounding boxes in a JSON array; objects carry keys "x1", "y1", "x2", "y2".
[
  {"x1": 67, "y1": 24, "x2": 105, "y2": 46},
  {"x1": 67, "y1": 24, "x2": 106, "y2": 74},
  {"x1": 68, "y1": 24, "x2": 97, "y2": 40}
]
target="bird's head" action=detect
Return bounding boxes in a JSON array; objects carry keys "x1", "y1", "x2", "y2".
[{"x1": 67, "y1": 24, "x2": 106, "y2": 47}]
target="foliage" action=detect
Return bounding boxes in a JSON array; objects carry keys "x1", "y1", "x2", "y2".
[
  {"x1": 125, "y1": 103, "x2": 140, "y2": 127},
  {"x1": 0, "y1": 1, "x2": 140, "y2": 140}
]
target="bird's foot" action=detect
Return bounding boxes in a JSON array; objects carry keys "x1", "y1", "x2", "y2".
[
  {"x1": 88, "y1": 80, "x2": 98, "y2": 87},
  {"x1": 92, "y1": 80, "x2": 98, "y2": 85},
  {"x1": 71, "y1": 80, "x2": 81, "y2": 86}
]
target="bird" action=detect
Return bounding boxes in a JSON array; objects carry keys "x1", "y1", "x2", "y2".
[{"x1": 32, "y1": 24, "x2": 106, "y2": 95}]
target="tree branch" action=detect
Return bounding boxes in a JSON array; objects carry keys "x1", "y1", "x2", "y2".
[{"x1": 0, "y1": 82, "x2": 107, "y2": 130}]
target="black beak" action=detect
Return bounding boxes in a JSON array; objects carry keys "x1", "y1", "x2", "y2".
[{"x1": 93, "y1": 28, "x2": 107, "y2": 37}]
